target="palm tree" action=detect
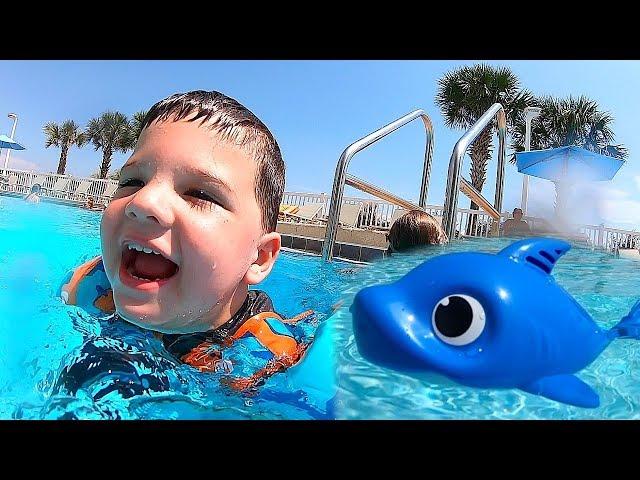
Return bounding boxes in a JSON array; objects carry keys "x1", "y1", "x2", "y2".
[
  {"x1": 435, "y1": 64, "x2": 533, "y2": 234},
  {"x1": 85, "y1": 111, "x2": 136, "y2": 179},
  {"x1": 510, "y1": 95, "x2": 628, "y2": 213},
  {"x1": 510, "y1": 95, "x2": 628, "y2": 158},
  {"x1": 43, "y1": 120, "x2": 87, "y2": 175},
  {"x1": 90, "y1": 169, "x2": 121, "y2": 180},
  {"x1": 130, "y1": 109, "x2": 148, "y2": 145}
]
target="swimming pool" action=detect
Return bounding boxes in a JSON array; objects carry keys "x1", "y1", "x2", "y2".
[
  {"x1": 334, "y1": 236, "x2": 640, "y2": 419},
  {"x1": 0, "y1": 195, "x2": 348, "y2": 419}
]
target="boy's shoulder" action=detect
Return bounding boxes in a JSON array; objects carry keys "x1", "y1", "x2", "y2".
[
  {"x1": 164, "y1": 290, "x2": 317, "y2": 380},
  {"x1": 164, "y1": 289, "x2": 307, "y2": 365}
]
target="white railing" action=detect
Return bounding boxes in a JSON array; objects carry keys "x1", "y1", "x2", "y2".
[
  {"x1": 282, "y1": 191, "x2": 448, "y2": 231},
  {"x1": 579, "y1": 224, "x2": 640, "y2": 251},
  {"x1": 281, "y1": 191, "x2": 640, "y2": 247},
  {"x1": 282, "y1": 192, "x2": 330, "y2": 215},
  {"x1": 0, "y1": 168, "x2": 118, "y2": 205},
  {"x1": 3, "y1": 175, "x2": 638, "y2": 249},
  {"x1": 454, "y1": 209, "x2": 496, "y2": 238}
]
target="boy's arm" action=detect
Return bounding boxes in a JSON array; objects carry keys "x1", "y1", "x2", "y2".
[
  {"x1": 60, "y1": 256, "x2": 102, "y2": 305},
  {"x1": 60, "y1": 256, "x2": 115, "y2": 314}
]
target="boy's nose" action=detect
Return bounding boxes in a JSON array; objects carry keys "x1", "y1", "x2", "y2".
[
  {"x1": 126, "y1": 206, "x2": 160, "y2": 224},
  {"x1": 124, "y1": 187, "x2": 174, "y2": 228}
]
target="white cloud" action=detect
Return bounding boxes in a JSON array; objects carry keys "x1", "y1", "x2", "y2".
[
  {"x1": 2, "y1": 155, "x2": 39, "y2": 172},
  {"x1": 634, "y1": 176, "x2": 640, "y2": 192}
]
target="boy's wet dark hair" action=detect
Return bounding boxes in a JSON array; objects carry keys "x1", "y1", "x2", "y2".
[
  {"x1": 140, "y1": 90, "x2": 285, "y2": 232},
  {"x1": 387, "y1": 209, "x2": 448, "y2": 253}
]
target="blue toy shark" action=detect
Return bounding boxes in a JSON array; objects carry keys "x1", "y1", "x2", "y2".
[{"x1": 350, "y1": 238, "x2": 640, "y2": 408}]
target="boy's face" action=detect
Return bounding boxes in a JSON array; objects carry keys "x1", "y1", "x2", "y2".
[{"x1": 100, "y1": 117, "x2": 280, "y2": 333}]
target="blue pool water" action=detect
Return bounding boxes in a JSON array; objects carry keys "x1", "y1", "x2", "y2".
[
  {"x1": 334, "y1": 236, "x2": 640, "y2": 419},
  {"x1": 0, "y1": 195, "x2": 347, "y2": 419}
]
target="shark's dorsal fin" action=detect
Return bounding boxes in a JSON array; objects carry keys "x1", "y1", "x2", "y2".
[{"x1": 499, "y1": 238, "x2": 571, "y2": 275}]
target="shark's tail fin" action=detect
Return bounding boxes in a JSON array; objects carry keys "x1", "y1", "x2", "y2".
[{"x1": 613, "y1": 299, "x2": 640, "y2": 339}]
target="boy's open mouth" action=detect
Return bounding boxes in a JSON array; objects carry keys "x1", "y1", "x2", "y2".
[{"x1": 121, "y1": 241, "x2": 179, "y2": 283}]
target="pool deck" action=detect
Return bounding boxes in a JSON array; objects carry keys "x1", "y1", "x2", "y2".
[
  {"x1": 1, "y1": 190, "x2": 602, "y2": 263},
  {"x1": 1, "y1": 190, "x2": 390, "y2": 263},
  {"x1": 277, "y1": 221, "x2": 388, "y2": 263}
]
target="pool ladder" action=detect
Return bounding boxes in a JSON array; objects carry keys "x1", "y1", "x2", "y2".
[{"x1": 322, "y1": 104, "x2": 507, "y2": 262}]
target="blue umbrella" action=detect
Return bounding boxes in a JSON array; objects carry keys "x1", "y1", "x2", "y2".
[
  {"x1": 515, "y1": 145, "x2": 624, "y2": 183},
  {"x1": 0, "y1": 134, "x2": 25, "y2": 151}
]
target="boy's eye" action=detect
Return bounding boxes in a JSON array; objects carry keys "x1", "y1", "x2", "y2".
[
  {"x1": 118, "y1": 178, "x2": 144, "y2": 188},
  {"x1": 185, "y1": 189, "x2": 222, "y2": 211},
  {"x1": 186, "y1": 189, "x2": 216, "y2": 203}
]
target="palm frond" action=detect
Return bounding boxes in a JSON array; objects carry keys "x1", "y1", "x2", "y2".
[
  {"x1": 509, "y1": 94, "x2": 628, "y2": 164},
  {"x1": 43, "y1": 122, "x2": 61, "y2": 148}
]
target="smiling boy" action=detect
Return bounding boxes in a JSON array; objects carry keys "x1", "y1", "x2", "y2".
[{"x1": 59, "y1": 91, "x2": 314, "y2": 392}]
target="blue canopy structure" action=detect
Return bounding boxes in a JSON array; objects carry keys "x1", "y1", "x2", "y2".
[
  {"x1": 515, "y1": 146, "x2": 624, "y2": 183},
  {"x1": 0, "y1": 134, "x2": 25, "y2": 151}
]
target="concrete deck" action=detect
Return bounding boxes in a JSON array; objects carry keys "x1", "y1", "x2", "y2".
[{"x1": 277, "y1": 221, "x2": 388, "y2": 263}]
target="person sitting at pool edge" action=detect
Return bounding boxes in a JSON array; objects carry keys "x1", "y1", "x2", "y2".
[
  {"x1": 59, "y1": 90, "x2": 319, "y2": 396},
  {"x1": 387, "y1": 209, "x2": 448, "y2": 253},
  {"x1": 84, "y1": 196, "x2": 104, "y2": 211},
  {"x1": 502, "y1": 207, "x2": 530, "y2": 237},
  {"x1": 24, "y1": 183, "x2": 42, "y2": 204}
]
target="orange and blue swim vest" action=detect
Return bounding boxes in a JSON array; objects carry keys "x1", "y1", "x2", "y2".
[{"x1": 60, "y1": 256, "x2": 313, "y2": 383}]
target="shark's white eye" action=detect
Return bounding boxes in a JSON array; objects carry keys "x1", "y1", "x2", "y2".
[{"x1": 432, "y1": 294, "x2": 485, "y2": 346}]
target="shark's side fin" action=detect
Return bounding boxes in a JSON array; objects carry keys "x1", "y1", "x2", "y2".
[{"x1": 520, "y1": 374, "x2": 599, "y2": 408}]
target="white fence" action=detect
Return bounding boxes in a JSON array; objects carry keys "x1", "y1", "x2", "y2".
[
  {"x1": 3, "y1": 174, "x2": 638, "y2": 249},
  {"x1": 579, "y1": 224, "x2": 640, "y2": 251},
  {"x1": 282, "y1": 191, "x2": 640, "y2": 247},
  {"x1": 0, "y1": 168, "x2": 118, "y2": 205},
  {"x1": 282, "y1": 191, "x2": 495, "y2": 238}
]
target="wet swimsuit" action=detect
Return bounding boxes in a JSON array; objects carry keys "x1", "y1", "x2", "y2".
[
  {"x1": 161, "y1": 289, "x2": 310, "y2": 381},
  {"x1": 59, "y1": 256, "x2": 313, "y2": 395}
]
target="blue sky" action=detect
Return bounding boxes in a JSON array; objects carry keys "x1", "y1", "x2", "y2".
[{"x1": 2, "y1": 60, "x2": 640, "y2": 229}]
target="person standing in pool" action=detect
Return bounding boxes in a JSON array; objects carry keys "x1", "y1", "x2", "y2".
[
  {"x1": 386, "y1": 209, "x2": 448, "y2": 253},
  {"x1": 24, "y1": 184, "x2": 42, "y2": 204},
  {"x1": 502, "y1": 208, "x2": 530, "y2": 237},
  {"x1": 58, "y1": 90, "x2": 325, "y2": 400}
]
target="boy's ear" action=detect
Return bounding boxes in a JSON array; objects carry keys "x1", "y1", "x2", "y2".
[{"x1": 244, "y1": 232, "x2": 281, "y2": 285}]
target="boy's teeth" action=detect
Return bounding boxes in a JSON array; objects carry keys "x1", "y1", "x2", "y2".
[{"x1": 127, "y1": 242, "x2": 161, "y2": 255}]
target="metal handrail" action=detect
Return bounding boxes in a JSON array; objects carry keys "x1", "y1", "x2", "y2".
[
  {"x1": 442, "y1": 103, "x2": 507, "y2": 240},
  {"x1": 458, "y1": 177, "x2": 500, "y2": 220},
  {"x1": 321, "y1": 110, "x2": 434, "y2": 261},
  {"x1": 345, "y1": 174, "x2": 423, "y2": 212}
]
